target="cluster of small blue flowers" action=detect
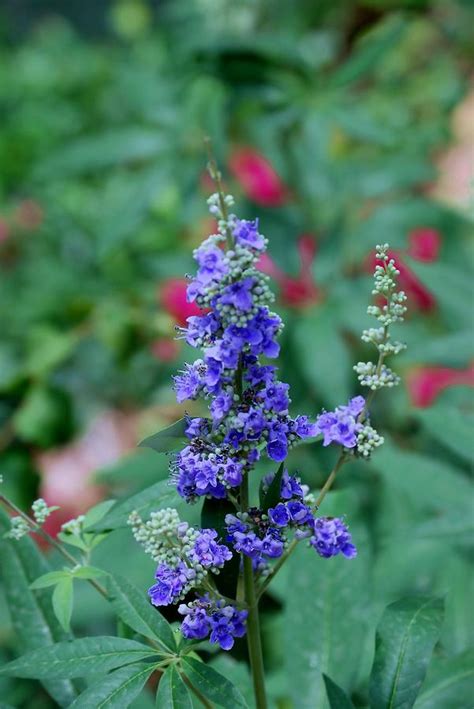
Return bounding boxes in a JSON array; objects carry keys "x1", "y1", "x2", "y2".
[
  {"x1": 172, "y1": 201, "x2": 318, "y2": 502},
  {"x1": 178, "y1": 595, "x2": 248, "y2": 650},
  {"x1": 128, "y1": 509, "x2": 232, "y2": 606},
  {"x1": 225, "y1": 470, "x2": 357, "y2": 567},
  {"x1": 314, "y1": 395, "x2": 365, "y2": 448}
]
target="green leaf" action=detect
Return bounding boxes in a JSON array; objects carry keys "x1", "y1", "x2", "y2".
[
  {"x1": 52, "y1": 578, "x2": 74, "y2": 632},
  {"x1": 0, "y1": 508, "x2": 78, "y2": 706},
  {"x1": 0, "y1": 637, "x2": 158, "y2": 679},
  {"x1": 415, "y1": 405, "x2": 473, "y2": 463},
  {"x1": 201, "y1": 497, "x2": 240, "y2": 600},
  {"x1": 106, "y1": 574, "x2": 176, "y2": 653},
  {"x1": 155, "y1": 666, "x2": 192, "y2": 708},
  {"x1": 82, "y1": 500, "x2": 117, "y2": 530},
  {"x1": 323, "y1": 674, "x2": 355, "y2": 709},
  {"x1": 30, "y1": 570, "x2": 71, "y2": 589},
  {"x1": 93, "y1": 480, "x2": 183, "y2": 531},
  {"x1": 414, "y1": 649, "x2": 474, "y2": 709},
  {"x1": 282, "y1": 535, "x2": 373, "y2": 709},
  {"x1": 181, "y1": 657, "x2": 248, "y2": 709},
  {"x1": 260, "y1": 462, "x2": 284, "y2": 512},
  {"x1": 407, "y1": 260, "x2": 474, "y2": 327},
  {"x1": 57, "y1": 532, "x2": 90, "y2": 552},
  {"x1": 292, "y1": 305, "x2": 351, "y2": 408},
  {"x1": 401, "y1": 330, "x2": 473, "y2": 368},
  {"x1": 69, "y1": 663, "x2": 155, "y2": 709},
  {"x1": 72, "y1": 565, "x2": 107, "y2": 580},
  {"x1": 369, "y1": 596, "x2": 444, "y2": 709},
  {"x1": 138, "y1": 418, "x2": 187, "y2": 454}
]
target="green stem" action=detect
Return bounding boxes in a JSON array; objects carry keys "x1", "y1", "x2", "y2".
[
  {"x1": 240, "y1": 473, "x2": 268, "y2": 709},
  {"x1": 204, "y1": 136, "x2": 234, "y2": 248}
]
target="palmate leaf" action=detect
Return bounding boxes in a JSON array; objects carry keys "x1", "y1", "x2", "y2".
[
  {"x1": 181, "y1": 657, "x2": 248, "y2": 709},
  {"x1": 106, "y1": 574, "x2": 176, "y2": 653},
  {"x1": 0, "y1": 637, "x2": 159, "y2": 679},
  {"x1": 69, "y1": 663, "x2": 156, "y2": 709},
  {"x1": 369, "y1": 596, "x2": 444, "y2": 709},
  {"x1": 155, "y1": 666, "x2": 193, "y2": 708},
  {"x1": 0, "y1": 508, "x2": 78, "y2": 706},
  {"x1": 139, "y1": 418, "x2": 188, "y2": 454}
]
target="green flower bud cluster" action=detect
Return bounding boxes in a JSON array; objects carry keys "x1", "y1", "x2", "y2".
[
  {"x1": 354, "y1": 361, "x2": 401, "y2": 390},
  {"x1": 32, "y1": 498, "x2": 58, "y2": 525},
  {"x1": 5, "y1": 516, "x2": 30, "y2": 540},
  {"x1": 356, "y1": 425, "x2": 385, "y2": 458},
  {"x1": 61, "y1": 515, "x2": 85, "y2": 535}
]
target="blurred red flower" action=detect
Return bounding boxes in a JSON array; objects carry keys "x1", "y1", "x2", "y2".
[
  {"x1": 407, "y1": 363, "x2": 474, "y2": 408},
  {"x1": 228, "y1": 148, "x2": 289, "y2": 207},
  {"x1": 159, "y1": 278, "x2": 201, "y2": 327},
  {"x1": 407, "y1": 228, "x2": 440, "y2": 263},
  {"x1": 258, "y1": 234, "x2": 320, "y2": 307}
]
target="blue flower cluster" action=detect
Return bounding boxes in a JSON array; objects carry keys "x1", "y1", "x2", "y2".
[
  {"x1": 310, "y1": 517, "x2": 357, "y2": 559},
  {"x1": 179, "y1": 595, "x2": 248, "y2": 651},
  {"x1": 172, "y1": 217, "x2": 318, "y2": 502},
  {"x1": 314, "y1": 396, "x2": 365, "y2": 448}
]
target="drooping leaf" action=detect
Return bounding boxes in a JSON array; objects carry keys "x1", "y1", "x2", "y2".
[
  {"x1": 93, "y1": 480, "x2": 183, "y2": 531},
  {"x1": 0, "y1": 508, "x2": 78, "y2": 706},
  {"x1": 369, "y1": 596, "x2": 444, "y2": 709},
  {"x1": 52, "y1": 578, "x2": 74, "y2": 632},
  {"x1": 69, "y1": 663, "x2": 156, "y2": 709},
  {"x1": 155, "y1": 666, "x2": 192, "y2": 708},
  {"x1": 0, "y1": 637, "x2": 158, "y2": 679},
  {"x1": 106, "y1": 574, "x2": 176, "y2": 653},
  {"x1": 323, "y1": 674, "x2": 356, "y2": 709},
  {"x1": 414, "y1": 649, "x2": 474, "y2": 709},
  {"x1": 139, "y1": 419, "x2": 188, "y2": 454},
  {"x1": 181, "y1": 657, "x2": 248, "y2": 709}
]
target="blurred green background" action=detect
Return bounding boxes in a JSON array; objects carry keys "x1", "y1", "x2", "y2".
[{"x1": 0, "y1": 1, "x2": 473, "y2": 707}]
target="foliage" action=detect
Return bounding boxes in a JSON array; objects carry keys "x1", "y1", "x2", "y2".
[{"x1": 0, "y1": 0, "x2": 473, "y2": 707}]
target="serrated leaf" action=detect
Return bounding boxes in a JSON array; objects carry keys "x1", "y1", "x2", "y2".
[
  {"x1": 69, "y1": 663, "x2": 155, "y2": 709},
  {"x1": 369, "y1": 596, "x2": 444, "y2": 709},
  {"x1": 414, "y1": 649, "x2": 474, "y2": 709},
  {"x1": 0, "y1": 637, "x2": 158, "y2": 679},
  {"x1": 181, "y1": 657, "x2": 248, "y2": 709},
  {"x1": 106, "y1": 574, "x2": 176, "y2": 654},
  {"x1": 30, "y1": 570, "x2": 71, "y2": 589},
  {"x1": 0, "y1": 508, "x2": 78, "y2": 706},
  {"x1": 155, "y1": 666, "x2": 192, "y2": 708},
  {"x1": 82, "y1": 500, "x2": 117, "y2": 530},
  {"x1": 52, "y1": 578, "x2": 74, "y2": 632},
  {"x1": 138, "y1": 419, "x2": 187, "y2": 454},
  {"x1": 323, "y1": 674, "x2": 355, "y2": 709},
  {"x1": 260, "y1": 462, "x2": 284, "y2": 512},
  {"x1": 93, "y1": 480, "x2": 182, "y2": 531}
]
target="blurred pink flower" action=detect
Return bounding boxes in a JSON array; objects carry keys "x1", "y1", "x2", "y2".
[
  {"x1": 228, "y1": 147, "x2": 289, "y2": 207},
  {"x1": 407, "y1": 364, "x2": 474, "y2": 408},
  {"x1": 159, "y1": 278, "x2": 202, "y2": 327},
  {"x1": 407, "y1": 228, "x2": 441, "y2": 262},
  {"x1": 14, "y1": 199, "x2": 43, "y2": 230},
  {"x1": 258, "y1": 234, "x2": 320, "y2": 307},
  {"x1": 37, "y1": 410, "x2": 137, "y2": 536}
]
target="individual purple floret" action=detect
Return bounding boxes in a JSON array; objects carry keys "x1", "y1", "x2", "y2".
[
  {"x1": 314, "y1": 396, "x2": 366, "y2": 448},
  {"x1": 148, "y1": 562, "x2": 195, "y2": 607},
  {"x1": 309, "y1": 517, "x2": 357, "y2": 559},
  {"x1": 173, "y1": 362, "x2": 203, "y2": 403},
  {"x1": 233, "y1": 218, "x2": 266, "y2": 251},
  {"x1": 187, "y1": 529, "x2": 232, "y2": 569},
  {"x1": 179, "y1": 596, "x2": 248, "y2": 651}
]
